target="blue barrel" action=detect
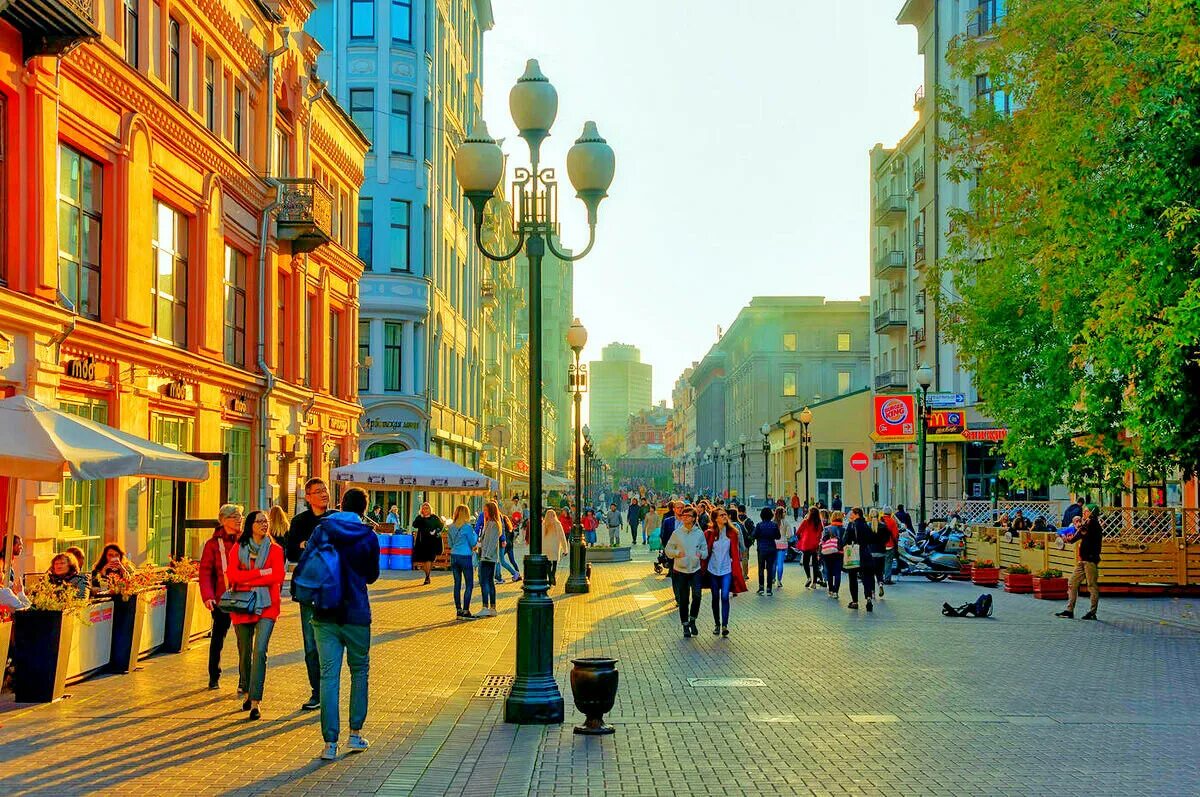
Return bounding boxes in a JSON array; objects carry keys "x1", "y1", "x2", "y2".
[
  {"x1": 378, "y1": 533, "x2": 394, "y2": 570},
  {"x1": 390, "y1": 533, "x2": 414, "y2": 571}
]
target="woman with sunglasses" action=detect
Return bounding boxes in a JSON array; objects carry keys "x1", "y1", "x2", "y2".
[
  {"x1": 226, "y1": 509, "x2": 285, "y2": 720},
  {"x1": 704, "y1": 507, "x2": 748, "y2": 637}
]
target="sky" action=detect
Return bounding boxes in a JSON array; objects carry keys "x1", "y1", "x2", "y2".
[{"x1": 483, "y1": 0, "x2": 923, "y2": 407}]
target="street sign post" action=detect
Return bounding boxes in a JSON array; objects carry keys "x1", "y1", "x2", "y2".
[
  {"x1": 926, "y1": 392, "x2": 966, "y2": 409},
  {"x1": 850, "y1": 452, "x2": 869, "y2": 507}
]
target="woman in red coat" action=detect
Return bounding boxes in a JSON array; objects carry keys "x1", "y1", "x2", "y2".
[
  {"x1": 702, "y1": 507, "x2": 748, "y2": 637},
  {"x1": 227, "y1": 509, "x2": 285, "y2": 720},
  {"x1": 797, "y1": 507, "x2": 824, "y2": 589}
]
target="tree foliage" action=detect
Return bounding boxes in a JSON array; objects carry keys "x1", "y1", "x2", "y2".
[{"x1": 938, "y1": 0, "x2": 1200, "y2": 490}]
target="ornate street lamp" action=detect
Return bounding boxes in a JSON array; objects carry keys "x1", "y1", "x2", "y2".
[
  {"x1": 799, "y1": 406, "x2": 813, "y2": 506},
  {"x1": 710, "y1": 440, "x2": 720, "y2": 498},
  {"x1": 724, "y1": 442, "x2": 734, "y2": 500},
  {"x1": 915, "y1": 362, "x2": 934, "y2": 525},
  {"x1": 760, "y1": 422, "x2": 771, "y2": 504},
  {"x1": 566, "y1": 319, "x2": 590, "y2": 594},
  {"x1": 455, "y1": 59, "x2": 615, "y2": 725},
  {"x1": 738, "y1": 433, "x2": 748, "y2": 502}
]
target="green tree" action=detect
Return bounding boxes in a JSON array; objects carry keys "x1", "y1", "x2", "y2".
[{"x1": 938, "y1": 0, "x2": 1200, "y2": 490}]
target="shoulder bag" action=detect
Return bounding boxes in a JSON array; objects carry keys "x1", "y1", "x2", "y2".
[
  {"x1": 842, "y1": 528, "x2": 861, "y2": 570},
  {"x1": 216, "y1": 538, "x2": 259, "y2": 614}
]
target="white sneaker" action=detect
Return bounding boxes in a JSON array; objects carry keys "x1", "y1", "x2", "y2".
[
  {"x1": 321, "y1": 742, "x2": 338, "y2": 761},
  {"x1": 347, "y1": 733, "x2": 370, "y2": 752}
]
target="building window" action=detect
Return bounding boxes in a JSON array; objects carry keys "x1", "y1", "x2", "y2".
[
  {"x1": 57, "y1": 398, "x2": 108, "y2": 567},
  {"x1": 223, "y1": 245, "x2": 247, "y2": 367},
  {"x1": 329, "y1": 309, "x2": 342, "y2": 397},
  {"x1": 351, "y1": 0, "x2": 374, "y2": 39},
  {"x1": 975, "y1": 73, "x2": 1011, "y2": 116},
  {"x1": 384, "y1": 321, "x2": 402, "y2": 391},
  {"x1": 152, "y1": 200, "x2": 188, "y2": 346},
  {"x1": 276, "y1": 271, "x2": 288, "y2": 378},
  {"x1": 837, "y1": 332, "x2": 851, "y2": 352},
  {"x1": 204, "y1": 57, "x2": 216, "y2": 132},
  {"x1": 148, "y1": 413, "x2": 194, "y2": 563},
  {"x1": 168, "y1": 18, "x2": 181, "y2": 101},
  {"x1": 390, "y1": 199, "x2": 410, "y2": 272},
  {"x1": 304, "y1": 293, "x2": 315, "y2": 386},
  {"x1": 274, "y1": 127, "x2": 292, "y2": 177},
  {"x1": 357, "y1": 196, "x2": 373, "y2": 268},
  {"x1": 358, "y1": 320, "x2": 370, "y2": 393},
  {"x1": 390, "y1": 91, "x2": 411, "y2": 155},
  {"x1": 391, "y1": 0, "x2": 411, "y2": 42},
  {"x1": 57, "y1": 145, "x2": 103, "y2": 321},
  {"x1": 222, "y1": 425, "x2": 251, "y2": 509},
  {"x1": 782, "y1": 333, "x2": 796, "y2": 352},
  {"x1": 837, "y1": 371, "x2": 851, "y2": 395},
  {"x1": 124, "y1": 0, "x2": 138, "y2": 67},
  {"x1": 783, "y1": 371, "x2": 797, "y2": 397},
  {"x1": 350, "y1": 88, "x2": 374, "y2": 148},
  {"x1": 233, "y1": 86, "x2": 245, "y2": 154}
]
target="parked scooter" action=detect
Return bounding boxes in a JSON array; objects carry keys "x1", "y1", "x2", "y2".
[{"x1": 897, "y1": 528, "x2": 961, "y2": 581}]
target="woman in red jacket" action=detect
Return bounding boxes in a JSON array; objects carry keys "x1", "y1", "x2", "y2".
[
  {"x1": 702, "y1": 508, "x2": 748, "y2": 637},
  {"x1": 198, "y1": 504, "x2": 242, "y2": 690},
  {"x1": 227, "y1": 509, "x2": 285, "y2": 720},
  {"x1": 797, "y1": 507, "x2": 824, "y2": 589}
]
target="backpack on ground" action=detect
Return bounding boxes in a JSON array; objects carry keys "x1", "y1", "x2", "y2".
[
  {"x1": 941, "y1": 593, "x2": 994, "y2": 618},
  {"x1": 291, "y1": 530, "x2": 343, "y2": 610}
]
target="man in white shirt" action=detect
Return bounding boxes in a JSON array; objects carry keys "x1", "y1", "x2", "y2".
[{"x1": 664, "y1": 505, "x2": 708, "y2": 638}]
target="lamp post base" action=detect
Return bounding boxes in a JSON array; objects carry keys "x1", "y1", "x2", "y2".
[
  {"x1": 505, "y1": 554, "x2": 565, "y2": 725},
  {"x1": 565, "y1": 523, "x2": 590, "y2": 594}
]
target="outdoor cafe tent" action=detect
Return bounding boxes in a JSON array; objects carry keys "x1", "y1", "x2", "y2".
[
  {"x1": 506, "y1": 472, "x2": 573, "y2": 492},
  {"x1": 331, "y1": 449, "x2": 497, "y2": 494},
  {"x1": 0, "y1": 395, "x2": 211, "y2": 586}
]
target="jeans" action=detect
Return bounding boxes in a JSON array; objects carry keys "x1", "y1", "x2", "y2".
[
  {"x1": 883, "y1": 548, "x2": 897, "y2": 581},
  {"x1": 548, "y1": 561, "x2": 559, "y2": 586},
  {"x1": 311, "y1": 619, "x2": 370, "y2": 743},
  {"x1": 505, "y1": 541, "x2": 520, "y2": 572},
  {"x1": 758, "y1": 549, "x2": 777, "y2": 591},
  {"x1": 847, "y1": 564, "x2": 876, "y2": 602},
  {"x1": 585, "y1": 530, "x2": 597, "y2": 545},
  {"x1": 793, "y1": 507, "x2": 800, "y2": 520},
  {"x1": 823, "y1": 553, "x2": 843, "y2": 593},
  {"x1": 498, "y1": 550, "x2": 520, "y2": 580},
  {"x1": 608, "y1": 526, "x2": 620, "y2": 546},
  {"x1": 451, "y1": 554, "x2": 474, "y2": 612},
  {"x1": 479, "y1": 561, "x2": 497, "y2": 608},
  {"x1": 1067, "y1": 561, "x2": 1100, "y2": 612},
  {"x1": 774, "y1": 548, "x2": 786, "y2": 583},
  {"x1": 208, "y1": 607, "x2": 232, "y2": 682},
  {"x1": 299, "y1": 603, "x2": 321, "y2": 697},
  {"x1": 871, "y1": 552, "x2": 886, "y2": 585},
  {"x1": 629, "y1": 520, "x2": 640, "y2": 545},
  {"x1": 233, "y1": 618, "x2": 275, "y2": 701},
  {"x1": 801, "y1": 550, "x2": 819, "y2": 583},
  {"x1": 708, "y1": 571, "x2": 732, "y2": 627},
  {"x1": 670, "y1": 570, "x2": 703, "y2": 625}
]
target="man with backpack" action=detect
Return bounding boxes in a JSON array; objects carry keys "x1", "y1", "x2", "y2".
[
  {"x1": 292, "y1": 487, "x2": 380, "y2": 761},
  {"x1": 287, "y1": 477, "x2": 331, "y2": 711}
]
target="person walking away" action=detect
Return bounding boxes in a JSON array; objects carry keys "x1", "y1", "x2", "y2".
[
  {"x1": 286, "y1": 478, "x2": 331, "y2": 710},
  {"x1": 267, "y1": 505, "x2": 290, "y2": 548},
  {"x1": 477, "y1": 502, "x2": 503, "y2": 616},
  {"x1": 447, "y1": 505, "x2": 478, "y2": 619},
  {"x1": 643, "y1": 501, "x2": 660, "y2": 545},
  {"x1": 773, "y1": 507, "x2": 791, "y2": 588},
  {"x1": 754, "y1": 507, "x2": 781, "y2": 595},
  {"x1": 605, "y1": 503, "x2": 622, "y2": 546},
  {"x1": 872, "y1": 510, "x2": 893, "y2": 595},
  {"x1": 736, "y1": 506, "x2": 753, "y2": 581},
  {"x1": 495, "y1": 512, "x2": 523, "y2": 583},
  {"x1": 880, "y1": 507, "x2": 901, "y2": 587},
  {"x1": 832, "y1": 493, "x2": 843, "y2": 512},
  {"x1": 582, "y1": 509, "x2": 599, "y2": 545},
  {"x1": 541, "y1": 510, "x2": 569, "y2": 587},
  {"x1": 790, "y1": 492, "x2": 801, "y2": 521},
  {"x1": 821, "y1": 512, "x2": 846, "y2": 598},
  {"x1": 296, "y1": 488, "x2": 379, "y2": 760},
  {"x1": 663, "y1": 505, "x2": 708, "y2": 637},
  {"x1": 704, "y1": 508, "x2": 748, "y2": 637},
  {"x1": 843, "y1": 508, "x2": 877, "y2": 612},
  {"x1": 627, "y1": 498, "x2": 643, "y2": 546},
  {"x1": 411, "y1": 503, "x2": 444, "y2": 586},
  {"x1": 894, "y1": 504, "x2": 913, "y2": 532},
  {"x1": 1057, "y1": 504, "x2": 1102, "y2": 620},
  {"x1": 227, "y1": 510, "x2": 285, "y2": 720},
  {"x1": 797, "y1": 507, "x2": 823, "y2": 589},
  {"x1": 200, "y1": 504, "x2": 242, "y2": 690}
]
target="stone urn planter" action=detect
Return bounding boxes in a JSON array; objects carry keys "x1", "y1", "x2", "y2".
[
  {"x1": 570, "y1": 657, "x2": 619, "y2": 735},
  {"x1": 1033, "y1": 574, "x2": 1069, "y2": 600},
  {"x1": 971, "y1": 562, "x2": 1000, "y2": 587},
  {"x1": 587, "y1": 546, "x2": 631, "y2": 563}
]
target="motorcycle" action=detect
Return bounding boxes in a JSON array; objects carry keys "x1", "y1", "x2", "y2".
[{"x1": 896, "y1": 528, "x2": 961, "y2": 581}]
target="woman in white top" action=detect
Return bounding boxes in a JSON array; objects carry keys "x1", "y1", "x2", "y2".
[
  {"x1": 541, "y1": 509, "x2": 569, "y2": 588},
  {"x1": 774, "y1": 506, "x2": 793, "y2": 588},
  {"x1": 703, "y1": 507, "x2": 748, "y2": 637}
]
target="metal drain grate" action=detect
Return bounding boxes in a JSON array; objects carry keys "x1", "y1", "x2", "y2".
[
  {"x1": 474, "y1": 675, "x2": 515, "y2": 699},
  {"x1": 688, "y1": 677, "x2": 765, "y2": 688}
]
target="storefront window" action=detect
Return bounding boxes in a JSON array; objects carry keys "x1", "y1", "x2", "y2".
[
  {"x1": 57, "y1": 398, "x2": 108, "y2": 566},
  {"x1": 147, "y1": 413, "x2": 194, "y2": 565},
  {"x1": 222, "y1": 425, "x2": 251, "y2": 509}
]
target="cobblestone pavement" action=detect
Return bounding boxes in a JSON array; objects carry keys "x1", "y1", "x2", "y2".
[{"x1": 3, "y1": 548, "x2": 1199, "y2": 796}]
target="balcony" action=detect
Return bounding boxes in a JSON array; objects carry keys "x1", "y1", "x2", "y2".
[
  {"x1": 914, "y1": 238, "x2": 927, "y2": 268},
  {"x1": 913, "y1": 84, "x2": 926, "y2": 112},
  {"x1": 912, "y1": 160, "x2": 926, "y2": 189},
  {"x1": 875, "y1": 370, "x2": 909, "y2": 392},
  {"x1": 276, "y1": 179, "x2": 333, "y2": 254},
  {"x1": 873, "y1": 307, "x2": 908, "y2": 333},
  {"x1": 911, "y1": 327, "x2": 927, "y2": 346},
  {"x1": 480, "y1": 278, "x2": 497, "y2": 308},
  {"x1": 873, "y1": 249, "x2": 906, "y2": 279},
  {"x1": 874, "y1": 193, "x2": 906, "y2": 223},
  {"x1": 1, "y1": 0, "x2": 100, "y2": 61}
]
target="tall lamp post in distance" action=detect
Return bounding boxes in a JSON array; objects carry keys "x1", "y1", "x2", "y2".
[
  {"x1": 915, "y1": 362, "x2": 934, "y2": 525},
  {"x1": 799, "y1": 407, "x2": 813, "y2": 507},
  {"x1": 724, "y1": 442, "x2": 734, "y2": 501},
  {"x1": 582, "y1": 425, "x2": 593, "y2": 509},
  {"x1": 566, "y1": 318, "x2": 589, "y2": 594},
  {"x1": 454, "y1": 59, "x2": 615, "y2": 725},
  {"x1": 738, "y1": 434, "x2": 748, "y2": 502},
  {"x1": 760, "y1": 423, "x2": 771, "y2": 505}
]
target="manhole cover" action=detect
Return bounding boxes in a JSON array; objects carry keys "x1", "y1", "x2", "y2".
[
  {"x1": 688, "y1": 677, "x2": 764, "y2": 688},
  {"x1": 474, "y1": 675, "x2": 515, "y2": 699}
]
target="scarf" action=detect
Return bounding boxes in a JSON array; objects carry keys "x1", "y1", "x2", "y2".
[{"x1": 239, "y1": 535, "x2": 273, "y2": 615}]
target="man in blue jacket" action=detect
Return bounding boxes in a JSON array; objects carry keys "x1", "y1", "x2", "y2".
[{"x1": 306, "y1": 487, "x2": 380, "y2": 761}]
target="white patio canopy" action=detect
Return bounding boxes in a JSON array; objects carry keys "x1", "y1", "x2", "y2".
[{"x1": 331, "y1": 449, "x2": 497, "y2": 494}]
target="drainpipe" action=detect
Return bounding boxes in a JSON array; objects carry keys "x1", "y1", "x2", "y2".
[
  {"x1": 931, "y1": 5, "x2": 941, "y2": 395},
  {"x1": 294, "y1": 77, "x2": 327, "y2": 472},
  {"x1": 257, "y1": 26, "x2": 290, "y2": 510},
  {"x1": 48, "y1": 292, "x2": 77, "y2": 364}
]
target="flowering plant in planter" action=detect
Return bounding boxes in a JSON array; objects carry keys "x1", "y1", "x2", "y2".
[
  {"x1": 102, "y1": 568, "x2": 165, "y2": 599},
  {"x1": 1003, "y1": 563, "x2": 1033, "y2": 593},
  {"x1": 1007, "y1": 564, "x2": 1031, "y2": 574},
  {"x1": 164, "y1": 557, "x2": 200, "y2": 583},
  {"x1": 974, "y1": 559, "x2": 997, "y2": 569},
  {"x1": 1032, "y1": 568, "x2": 1068, "y2": 599},
  {"x1": 25, "y1": 579, "x2": 93, "y2": 619},
  {"x1": 1035, "y1": 568, "x2": 1063, "y2": 579},
  {"x1": 971, "y1": 559, "x2": 1000, "y2": 586}
]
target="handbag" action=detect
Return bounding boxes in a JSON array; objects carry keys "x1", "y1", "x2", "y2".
[
  {"x1": 215, "y1": 538, "x2": 259, "y2": 614},
  {"x1": 842, "y1": 543, "x2": 861, "y2": 570}
]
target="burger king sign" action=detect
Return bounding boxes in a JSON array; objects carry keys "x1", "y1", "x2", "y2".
[{"x1": 874, "y1": 395, "x2": 916, "y2": 438}]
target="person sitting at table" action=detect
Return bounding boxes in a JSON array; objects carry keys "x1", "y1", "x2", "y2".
[
  {"x1": 386, "y1": 505, "x2": 401, "y2": 526},
  {"x1": 90, "y1": 543, "x2": 135, "y2": 592},
  {"x1": 46, "y1": 553, "x2": 89, "y2": 598},
  {"x1": 64, "y1": 546, "x2": 87, "y2": 574},
  {"x1": 1031, "y1": 516, "x2": 1049, "y2": 532},
  {"x1": 1059, "y1": 516, "x2": 1082, "y2": 537},
  {"x1": 1011, "y1": 510, "x2": 1031, "y2": 531}
]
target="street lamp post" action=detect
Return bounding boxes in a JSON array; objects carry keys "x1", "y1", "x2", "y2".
[
  {"x1": 799, "y1": 407, "x2": 813, "y2": 507},
  {"x1": 738, "y1": 433, "x2": 748, "y2": 502},
  {"x1": 760, "y1": 423, "x2": 770, "y2": 504},
  {"x1": 582, "y1": 425, "x2": 593, "y2": 509},
  {"x1": 915, "y1": 362, "x2": 934, "y2": 526},
  {"x1": 455, "y1": 60, "x2": 615, "y2": 725},
  {"x1": 710, "y1": 440, "x2": 720, "y2": 498},
  {"x1": 566, "y1": 319, "x2": 589, "y2": 594},
  {"x1": 724, "y1": 443, "x2": 734, "y2": 501}
]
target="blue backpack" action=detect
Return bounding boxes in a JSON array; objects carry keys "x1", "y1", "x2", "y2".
[{"x1": 291, "y1": 529, "x2": 343, "y2": 610}]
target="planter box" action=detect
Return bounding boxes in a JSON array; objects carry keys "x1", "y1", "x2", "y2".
[
  {"x1": 1003, "y1": 572, "x2": 1033, "y2": 593},
  {"x1": 12, "y1": 609, "x2": 74, "y2": 703},
  {"x1": 108, "y1": 594, "x2": 146, "y2": 674},
  {"x1": 66, "y1": 601, "x2": 114, "y2": 681},
  {"x1": 0, "y1": 619, "x2": 11, "y2": 678},
  {"x1": 164, "y1": 581, "x2": 210, "y2": 653},
  {"x1": 138, "y1": 586, "x2": 168, "y2": 657},
  {"x1": 950, "y1": 563, "x2": 973, "y2": 581},
  {"x1": 972, "y1": 567, "x2": 1001, "y2": 587},
  {"x1": 587, "y1": 546, "x2": 632, "y2": 563},
  {"x1": 1033, "y1": 576, "x2": 1069, "y2": 600}
]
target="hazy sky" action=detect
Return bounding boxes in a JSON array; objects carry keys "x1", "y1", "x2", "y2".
[{"x1": 483, "y1": 0, "x2": 922, "y2": 405}]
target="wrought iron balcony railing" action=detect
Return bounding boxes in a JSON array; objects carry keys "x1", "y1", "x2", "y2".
[
  {"x1": 873, "y1": 307, "x2": 908, "y2": 333},
  {"x1": 276, "y1": 178, "x2": 333, "y2": 253},
  {"x1": 1, "y1": 0, "x2": 100, "y2": 61},
  {"x1": 874, "y1": 370, "x2": 909, "y2": 391},
  {"x1": 873, "y1": 249, "x2": 906, "y2": 278}
]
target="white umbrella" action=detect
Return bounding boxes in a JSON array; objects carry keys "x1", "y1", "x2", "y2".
[
  {"x1": 0, "y1": 395, "x2": 210, "y2": 586},
  {"x1": 331, "y1": 449, "x2": 497, "y2": 494}
]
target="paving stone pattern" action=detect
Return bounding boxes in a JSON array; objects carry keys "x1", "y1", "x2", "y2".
[{"x1": 2, "y1": 549, "x2": 1199, "y2": 796}]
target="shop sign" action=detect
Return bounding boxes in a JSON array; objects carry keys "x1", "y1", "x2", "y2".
[
  {"x1": 926, "y1": 392, "x2": 965, "y2": 408},
  {"x1": 228, "y1": 396, "x2": 248, "y2": 414},
  {"x1": 65, "y1": 356, "x2": 97, "y2": 381},
  {"x1": 925, "y1": 410, "x2": 965, "y2": 435},
  {"x1": 360, "y1": 414, "x2": 420, "y2": 434},
  {"x1": 964, "y1": 428, "x2": 1008, "y2": 442},
  {"x1": 873, "y1": 395, "x2": 916, "y2": 438},
  {"x1": 161, "y1": 380, "x2": 188, "y2": 400}
]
